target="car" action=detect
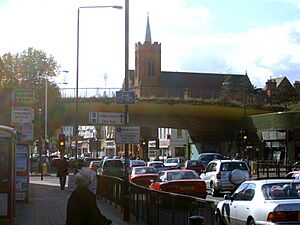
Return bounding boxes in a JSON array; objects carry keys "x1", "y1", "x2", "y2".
[
  {"x1": 128, "y1": 166, "x2": 158, "y2": 187},
  {"x1": 147, "y1": 161, "x2": 166, "y2": 172},
  {"x1": 129, "y1": 159, "x2": 147, "y2": 168},
  {"x1": 198, "y1": 152, "x2": 222, "y2": 167},
  {"x1": 200, "y1": 159, "x2": 251, "y2": 196},
  {"x1": 285, "y1": 170, "x2": 300, "y2": 179},
  {"x1": 83, "y1": 157, "x2": 102, "y2": 167},
  {"x1": 149, "y1": 169, "x2": 207, "y2": 199},
  {"x1": 97, "y1": 159, "x2": 125, "y2": 178},
  {"x1": 215, "y1": 179, "x2": 300, "y2": 225},
  {"x1": 88, "y1": 160, "x2": 102, "y2": 171},
  {"x1": 183, "y1": 160, "x2": 205, "y2": 175},
  {"x1": 163, "y1": 157, "x2": 185, "y2": 170}
]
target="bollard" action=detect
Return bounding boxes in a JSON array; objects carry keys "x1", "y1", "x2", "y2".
[
  {"x1": 42, "y1": 162, "x2": 47, "y2": 176},
  {"x1": 189, "y1": 215, "x2": 205, "y2": 225}
]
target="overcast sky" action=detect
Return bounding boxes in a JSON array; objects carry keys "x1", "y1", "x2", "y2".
[{"x1": 1, "y1": 0, "x2": 300, "y2": 91}]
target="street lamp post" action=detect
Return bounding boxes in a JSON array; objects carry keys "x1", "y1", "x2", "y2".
[
  {"x1": 75, "y1": 4, "x2": 122, "y2": 163},
  {"x1": 123, "y1": 0, "x2": 130, "y2": 221},
  {"x1": 45, "y1": 70, "x2": 69, "y2": 157}
]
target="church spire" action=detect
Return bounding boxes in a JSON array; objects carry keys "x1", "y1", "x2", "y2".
[{"x1": 144, "y1": 13, "x2": 152, "y2": 44}]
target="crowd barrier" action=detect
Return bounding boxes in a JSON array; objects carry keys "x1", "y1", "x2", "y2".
[{"x1": 96, "y1": 175, "x2": 216, "y2": 225}]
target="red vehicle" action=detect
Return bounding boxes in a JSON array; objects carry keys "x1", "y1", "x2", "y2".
[
  {"x1": 129, "y1": 166, "x2": 158, "y2": 187},
  {"x1": 183, "y1": 160, "x2": 205, "y2": 175},
  {"x1": 149, "y1": 169, "x2": 207, "y2": 199}
]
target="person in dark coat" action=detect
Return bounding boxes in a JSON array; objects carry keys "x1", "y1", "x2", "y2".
[
  {"x1": 56, "y1": 156, "x2": 69, "y2": 190},
  {"x1": 65, "y1": 168, "x2": 116, "y2": 225}
]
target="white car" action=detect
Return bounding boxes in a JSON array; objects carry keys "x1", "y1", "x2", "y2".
[
  {"x1": 200, "y1": 159, "x2": 250, "y2": 196},
  {"x1": 215, "y1": 179, "x2": 300, "y2": 225}
]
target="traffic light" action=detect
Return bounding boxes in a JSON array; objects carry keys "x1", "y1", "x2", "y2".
[
  {"x1": 58, "y1": 133, "x2": 65, "y2": 149},
  {"x1": 241, "y1": 129, "x2": 248, "y2": 146},
  {"x1": 140, "y1": 138, "x2": 147, "y2": 146}
]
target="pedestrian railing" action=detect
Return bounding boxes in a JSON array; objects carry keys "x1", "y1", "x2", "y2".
[
  {"x1": 96, "y1": 175, "x2": 216, "y2": 225},
  {"x1": 255, "y1": 161, "x2": 293, "y2": 179}
]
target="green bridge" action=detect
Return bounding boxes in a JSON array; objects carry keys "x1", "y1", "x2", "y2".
[{"x1": 61, "y1": 97, "x2": 274, "y2": 142}]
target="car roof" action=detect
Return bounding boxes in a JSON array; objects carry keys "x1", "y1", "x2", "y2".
[
  {"x1": 163, "y1": 169, "x2": 195, "y2": 173},
  {"x1": 243, "y1": 179, "x2": 300, "y2": 185},
  {"x1": 104, "y1": 158, "x2": 123, "y2": 162},
  {"x1": 211, "y1": 159, "x2": 246, "y2": 163},
  {"x1": 199, "y1": 152, "x2": 221, "y2": 155}
]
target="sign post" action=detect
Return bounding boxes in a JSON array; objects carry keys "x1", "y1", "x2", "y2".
[{"x1": 115, "y1": 126, "x2": 140, "y2": 144}]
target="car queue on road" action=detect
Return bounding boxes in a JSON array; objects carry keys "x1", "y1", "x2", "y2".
[{"x1": 65, "y1": 153, "x2": 300, "y2": 225}]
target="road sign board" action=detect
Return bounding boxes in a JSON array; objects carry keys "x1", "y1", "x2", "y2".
[
  {"x1": 115, "y1": 126, "x2": 140, "y2": 144},
  {"x1": 89, "y1": 112, "x2": 125, "y2": 125},
  {"x1": 115, "y1": 91, "x2": 135, "y2": 104}
]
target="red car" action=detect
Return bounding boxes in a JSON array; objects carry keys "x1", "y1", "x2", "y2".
[
  {"x1": 183, "y1": 160, "x2": 205, "y2": 175},
  {"x1": 129, "y1": 166, "x2": 158, "y2": 187},
  {"x1": 149, "y1": 169, "x2": 207, "y2": 199}
]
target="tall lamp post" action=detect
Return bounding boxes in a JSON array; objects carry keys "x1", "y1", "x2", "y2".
[
  {"x1": 123, "y1": 0, "x2": 130, "y2": 221},
  {"x1": 75, "y1": 5, "x2": 122, "y2": 162},
  {"x1": 45, "y1": 70, "x2": 69, "y2": 157}
]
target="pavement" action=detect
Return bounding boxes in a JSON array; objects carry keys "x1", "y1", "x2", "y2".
[{"x1": 14, "y1": 174, "x2": 144, "y2": 225}]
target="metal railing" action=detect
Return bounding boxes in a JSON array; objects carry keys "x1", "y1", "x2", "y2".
[
  {"x1": 254, "y1": 161, "x2": 294, "y2": 178},
  {"x1": 60, "y1": 87, "x2": 267, "y2": 108},
  {"x1": 97, "y1": 175, "x2": 216, "y2": 225}
]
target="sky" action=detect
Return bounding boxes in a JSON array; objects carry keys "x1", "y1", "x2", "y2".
[{"x1": 1, "y1": 0, "x2": 300, "y2": 91}]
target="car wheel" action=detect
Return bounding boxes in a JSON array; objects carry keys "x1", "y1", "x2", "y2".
[
  {"x1": 215, "y1": 210, "x2": 225, "y2": 225},
  {"x1": 229, "y1": 169, "x2": 247, "y2": 185},
  {"x1": 211, "y1": 182, "x2": 220, "y2": 197},
  {"x1": 248, "y1": 218, "x2": 256, "y2": 225}
]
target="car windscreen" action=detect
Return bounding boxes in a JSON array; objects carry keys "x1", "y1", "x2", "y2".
[
  {"x1": 149, "y1": 162, "x2": 163, "y2": 168},
  {"x1": 187, "y1": 160, "x2": 203, "y2": 167},
  {"x1": 199, "y1": 154, "x2": 221, "y2": 161},
  {"x1": 220, "y1": 162, "x2": 248, "y2": 171},
  {"x1": 130, "y1": 160, "x2": 146, "y2": 166},
  {"x1": 165, "y1": 158, "x2": 179, "y2": 163},
  {"x1": 167, "y1": 171, "x2": 199, "y2": 180},
  {"x1": 262, "y1": 183, "x2": 300, "y2": 200},
  {"x1": 135, "y1": 167, "x2": 157, "y2": 174},
  {"x1": 103, "y1": 160, "x2": 123, "y2": 168}
]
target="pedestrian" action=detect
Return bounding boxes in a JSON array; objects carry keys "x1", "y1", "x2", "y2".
[
  {"x1": 65, "y1": 167, "x2": 117, "y2": 225},
  {"x1": 56, "y1": 156, "x2": 69, "y2": 190}
]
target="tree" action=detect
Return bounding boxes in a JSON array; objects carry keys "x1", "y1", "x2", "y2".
[
  {"x1": 0, "y1": 47, "x2": 64, "y2": 139},
  {"x1": 1, "y1": 47, "x2": 60, "y2": 89}
]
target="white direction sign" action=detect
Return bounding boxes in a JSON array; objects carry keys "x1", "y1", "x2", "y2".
[
  {"x1": 115, "y1": 126, "x2": 140, "y2": 144},
  {"x1": 89, "y1": 112, "x2": 125, "y2": 125}
]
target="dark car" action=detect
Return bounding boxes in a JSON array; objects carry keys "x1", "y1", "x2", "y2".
[
  {"x1": 97, "y1": 159, "x2": 125, "y2": 178},
  {"x1": 183, "y1": 160, "x2": 205, "y2": 175},
  {"x1": 198, "y1": 152, "x2": 222, "y2": 167}
]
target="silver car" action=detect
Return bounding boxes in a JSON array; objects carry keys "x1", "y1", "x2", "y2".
[
  {"x1": 200, "y1": 159, "x2": 250, "y2": 196},
  {"x1": 215, "y1": 179, "x2": 300, "y2": 225}
]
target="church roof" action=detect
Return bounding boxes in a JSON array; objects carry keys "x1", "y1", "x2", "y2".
[{"x1": 160, "y1": 71, "x2": 250, "y2": 90}]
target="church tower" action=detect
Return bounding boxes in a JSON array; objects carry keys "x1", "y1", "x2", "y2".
[{"x1": 134, "y1": 14, "x2": 161, "y2": 97}]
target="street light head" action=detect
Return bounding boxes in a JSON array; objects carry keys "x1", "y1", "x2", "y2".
[
  {"x1": 113, "y1": 5, "x2": 123, "y2": 9},
  {"x1": 61, "y1": 70, "x2": 69, "y2": 73}
]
